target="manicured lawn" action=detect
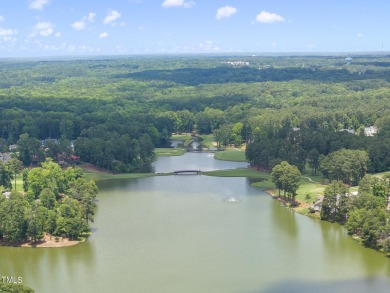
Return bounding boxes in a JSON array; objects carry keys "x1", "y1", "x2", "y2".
[
  {"x1": 172, "y1": 133, "x2": 192, "y2": 141},
  {"x1": 262, "y1": 175, "x2": 327, "y2": 204},
  {"x1": 171, "y1": 134, "x2": 193, "y2": 147},
  {"x1": 0, "y1": 175, "x2": 23, "y2": 193},
  {"x1": 295, "y1": 177, "x2": 327, "y2": 203},
  {"x1": 374, "y1": 171, "x2": 390, "y2": 177},
  {"x1": 198, "y1": 134, "x2": 217, "y2": 148},
  {"x1": 155, "y1": 148, "x2": 186, "y2": 157},
  {"x1": 250, "y1": 179, "x2": 276, "y2": 189},
  {"x1": 202, "y1": 168, "x2": 270, "y2": 179},
  {"x1": 214, "y1": 149, "x2": 247, "y2": 162},
  {"x1": 294, "y1": 207, "x2": 321, "y2": 219}
]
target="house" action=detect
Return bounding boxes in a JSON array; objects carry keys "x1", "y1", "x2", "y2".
[
  {"x1": 364, "y1": 126, "x2": 378, "y2": 137},
  {"x1": 70, "y1": 155, "x2": 80, "y2": 164},
  {"x1": 41, "y1": 138, "x2": 59, "y2": 147},
  {"x1": 311, "y1": 192, "x2": 358, "y2": 213},
  {"x1": 2, "y1": 191, "x2": 11, "y2": 199},
  {"x1": 221, "y1": 61, "x2": 250, "y2": 67},
  {"x1": 312, "y1": 196, "x2": 324, "y2": 212},
  {"x1": 0, "y1": 152, "x2": 11, "y2": 163},
  {"x1": 8, "y1": 144, "x2": 17, "y2": 151}
]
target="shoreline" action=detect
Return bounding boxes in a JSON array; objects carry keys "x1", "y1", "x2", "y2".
[
  {"x1": 264, "y1": 188, "x2": 321, "y2": 220},
  {"x1": 0, "y1": 234, "x2": 82, "y2": 248}
]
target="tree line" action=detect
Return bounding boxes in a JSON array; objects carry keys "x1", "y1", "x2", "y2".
[
  {"x1": 0, "y1": 55, "x2": 388, "y2": 174},
  {"x1": 320, "y1": 175, "x2": 390, "y2": 253},
  {"x1": 0, "y1": 159, "x2": 97, "y2": 243}
]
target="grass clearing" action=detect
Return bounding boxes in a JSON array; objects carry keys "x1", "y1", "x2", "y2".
[
  {"x1": 202, "y1": 168, "x2": 270, "y2": 179},
  {"x1": 0, "y1": 175, "x2": 24, "y2": 193},
  {"x1": 198, "y1": 134, "x2": 216, "y2": 148},
  {"x1": 295, "y1": 178, "x2": 327, "y2": 203},
  {"x1": 214, "y1": 149, "x2": 247, "y2": 162},
  {"x1": 250, "y1": 180, "x2": 275, "y2": 189},
  {"x1": 263, "y1": 174, "x2": 327, "y2": 204},
  {"x1": 155, "y1": 148, "x2": 185, "y2": 156},
  {"x1": 374, "y1": 171, "x2": 390, "y2": 178},
  {"x1": 295, "y1": 207, "x2": 321, "y2": 219},
  {"x1": 171, "y1": 134, "x2": 193, "y2": 147}
]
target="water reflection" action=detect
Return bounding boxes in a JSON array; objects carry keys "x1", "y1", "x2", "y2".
[
  {"x1": 259, "y1": 277, "x2": 390, "y2": 293},
  {"x1": 2, "y1": 153, "x2": 390, "y2": 293},
  {"x1": 270, "y1": 198, "x2": 298, "y2": 241}
]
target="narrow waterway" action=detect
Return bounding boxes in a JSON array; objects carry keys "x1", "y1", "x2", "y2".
[{"x1": 0, "y1": 153, "x2": 389, "y2": 293}]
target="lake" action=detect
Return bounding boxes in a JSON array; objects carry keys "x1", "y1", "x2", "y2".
[{"x1": 1, "y1": 153, "x2": 389, "y2": 292}]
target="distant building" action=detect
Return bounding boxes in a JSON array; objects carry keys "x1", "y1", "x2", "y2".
[
  {"x1": 345, "y1": 57, "x2": 353, "y2": 64},
  {"x1": 221, "y1": 61, "x2": 250, "y2": 67},
  {"x1": 292, "y1": 127, "x2": 301, "y2": 132},
  {"x1": 312, "y1": 196, "x2": 324, "y2": 212},
  {"x1": 339, "y1": 128, "x2": 355, "y2": 134},
  {"x1": 8, "y1": 144, "x2": 17, "y2": 151},
  {"x1": 70, "y1": 155, "x2": 80, "y2": 164},
  {"x1": 41, "y1": 138, "x2": 59, "y2": 147},
  {"x1": 2, "y1": 191, "x2": 11, "y2": 199},
  {"x1": 311, "y1": 192, "x2": 358, "y2": 213},
  {"x1": 364, "y1": 126, "x2": 378, "y2": 136},
  {"x1": 0, "y1": 153, "x2": 11, "y2": 163}
]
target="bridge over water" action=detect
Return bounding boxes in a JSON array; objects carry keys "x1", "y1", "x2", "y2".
[{"x1": 174, "y1": 170, "x2": 201, "y2": 175}]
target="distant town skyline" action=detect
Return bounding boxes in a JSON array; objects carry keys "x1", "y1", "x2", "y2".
[{"x1": 0, "y1": 0, "x2": 389, "y2": 57}]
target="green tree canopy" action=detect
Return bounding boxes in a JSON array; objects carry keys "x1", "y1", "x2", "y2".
[{"x1": 271, "y1": 161, "x2": 301, "y2": 203}]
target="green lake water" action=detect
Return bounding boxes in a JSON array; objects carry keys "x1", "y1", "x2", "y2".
[{"x1": 1, "y1": 153, "x2": 389, "y2": 292}]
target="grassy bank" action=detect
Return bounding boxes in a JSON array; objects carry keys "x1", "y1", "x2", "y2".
[
  {"x1": 83, "y1": 168, "x2": 157, "y2": 182},
  {"x1": 203, "y1": 168, "x2": 270, "y2": 179},
  {"x1": 155, "y1": 148, "x2": 186, "y2": 156},
  {"x1": 264, "y1": 176, "x2": 326, "y2": 203},
  {"x1": 171, "y1": 134, "x2": 193, "y2": 147},
  {"x1": 198, "y1": 134, "x2": 216, "y2": 148},
  {"x1": 259, "y1": 172, "x2": 327, "y2": 216},
  {"x1": 214, "y1": 149, "x2": 246, "y2": 162}
]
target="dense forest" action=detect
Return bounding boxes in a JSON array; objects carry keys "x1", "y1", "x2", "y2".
[
  {"x1": 0, "y1": 54, "x2": 389, "y2": 252},
  {"x1": 0, "y1": 159, "x2": 97, "y2": 243},
  {"x1": 0, "y1": 54, "x2": 389, "y2": 174}
]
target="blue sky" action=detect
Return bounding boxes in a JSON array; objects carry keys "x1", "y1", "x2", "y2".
[{"x1": 0, "y1": 0, "x2": 389, "y2": 57}]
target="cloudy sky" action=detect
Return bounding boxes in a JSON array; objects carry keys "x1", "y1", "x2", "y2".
[{"x1": 0, "y1": 0, "x2": 388, "y2": 57}]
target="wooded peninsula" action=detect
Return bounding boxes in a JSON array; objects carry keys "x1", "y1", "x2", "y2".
[{"x1": 0, "y1": 54, "x2": 389, "y2": 254}]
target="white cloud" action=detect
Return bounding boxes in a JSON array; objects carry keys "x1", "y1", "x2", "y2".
[
  {"x1": 162, "y1": 0, "x2": 194, "y2": 8},
  {"x1": 88, "y1": 13, "x2": 96, "y2": 22},
  {"x1": 256, "y1": 11, "x2": 285, "y2": 24},
  {"x1": 55, "y1": 32, "x2": 61, "y2": 37},
  {"x1": 30, "y1": 22, "x2": 55, "y2": 37},
  {"x1": 99, "y1": 32, "x2": 108, "y2": 38},
  {"x1": 104, "y1": 10, "x2": 121, "y2": 25},
  {"x1": 37, "y1": 42, "x2": 101, "y2": 54},
  {"x1": 0, "y1": 27, "x2": 18, "y2": 42},
  {"x1": 72, "y1": 20, "x2": 86, "y2": 31},
  {"x1": 162, "y1": 0, "x2": 184, "y2": 7},
  {"x1": 29, "y1": 0, "x2": 49, "y2": 10},
  {"x1": 216, "y1": 6, "x2": 237, "y2": 20},
  {"x1": 0, "y1": 16, "x2": 4, "y2": 23},
  {"x1": 72, "y1": 12, "x2": 96, "y2": 31}
]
